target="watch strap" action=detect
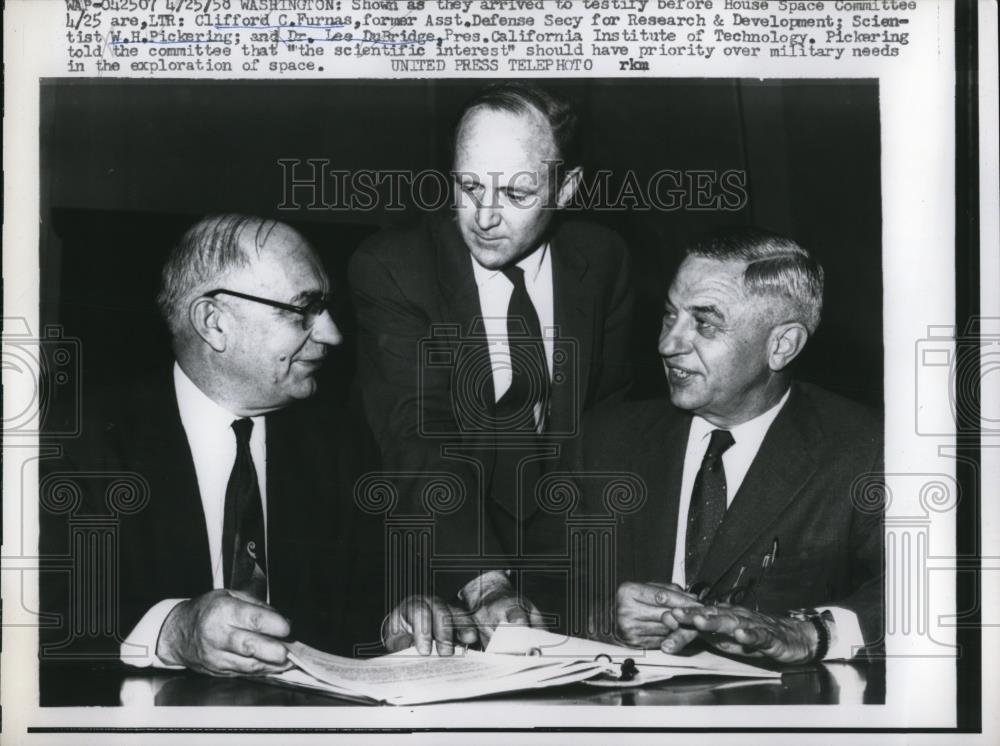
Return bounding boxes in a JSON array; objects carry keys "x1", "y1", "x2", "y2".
[{"x1": 789, "y1": 608, "x2": 832, "y2": 663}]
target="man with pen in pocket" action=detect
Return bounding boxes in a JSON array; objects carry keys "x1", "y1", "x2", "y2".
[{"x1": 564, "y1": 227, "x2": 884, "y2": 665}]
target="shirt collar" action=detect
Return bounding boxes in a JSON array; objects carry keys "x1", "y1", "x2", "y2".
[
  {"x1": 174, "y1": 362, "x2": 262, "y2": 436},
  {"x1": 470, "y1": 242, "x2": 549, "y2": 288},
  {"x1": 689, "y1": 387, "x2": 792, "y2": 447}
]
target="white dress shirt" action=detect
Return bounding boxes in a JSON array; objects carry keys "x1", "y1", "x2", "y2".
[
  {"x1": 120, "y1": 363, "x2": 267, "y2": 668},
  {"x1": 669, "y1": 388, "x2": 863, "y2": 660},
  {"x1": 471, "y1": 242, "x2": 555, "y2": 430}
]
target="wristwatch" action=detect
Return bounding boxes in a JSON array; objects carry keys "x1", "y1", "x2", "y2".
[{"x1": 787, "y1": 608, "x2": 834, "y2": 663}]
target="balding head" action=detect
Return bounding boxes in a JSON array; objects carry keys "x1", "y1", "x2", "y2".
[
  {"x1": 158, "y1": 215, "x2": 286, "y2": 340},
  {"x1": 451, "y1": 85, "x2": 583, "y2": 270},
  {"x1": 453, "y1": 82, "x2": 581, "y2": 172}
]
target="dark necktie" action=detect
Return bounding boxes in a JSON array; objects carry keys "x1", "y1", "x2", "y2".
[
  {"x1": 495, "y1": 265, "x2": 549, "y2": 432},
  {"x1": 685, "y1": 428, "x2": 736, "y2": 584},
  {"x1": 222, "y1": 418, "x2": 268, "y2": 601}
]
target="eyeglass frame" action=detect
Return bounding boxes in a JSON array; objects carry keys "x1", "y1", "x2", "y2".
[{"x1": 202, "y1": 288, "x2": 334, "y2": 330}]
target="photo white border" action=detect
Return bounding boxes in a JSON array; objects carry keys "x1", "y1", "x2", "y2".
[{"x1": 3, "y1": 0, "x2": 997, "y2": 741}]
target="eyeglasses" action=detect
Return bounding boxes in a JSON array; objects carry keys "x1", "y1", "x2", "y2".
[
  {"x1": 203, "y1": 288, "x2": 333, "y2": 330},
  {"x1": 687, "y1": 537, "x2": 779, "y2": 612}
]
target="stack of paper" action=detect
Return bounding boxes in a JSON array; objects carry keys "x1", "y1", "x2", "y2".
[
  {"x1": 485, "y1": 627, "x2": 782, "y2": 687},
  {"x1": 264, "y1": 628, "x2": 781, "y2": 704},
  {"x1": 267, "y1": 640, "x2": 611, "y2": 705}
]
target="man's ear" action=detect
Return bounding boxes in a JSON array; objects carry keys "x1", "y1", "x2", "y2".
[
  {"x1": 188, "y1": 296, "x2": 228, "y2": 352},
  {"x1": 555, "y1": 166, "x2": 582, "y2": 209},
  {"x1": 767, "y1": 322, "x2": 809, "y2": 371}
]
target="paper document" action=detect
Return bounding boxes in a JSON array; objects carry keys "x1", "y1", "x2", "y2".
[
  {"x1": 268, "y1": 640, "x2": 609, "y2": 705},
  {"x1": 263, "y1": 628, "x2": 778, "y2": 704},
  {"x1": 486, "y1": 627, "x2": 781, "y2": 680}
]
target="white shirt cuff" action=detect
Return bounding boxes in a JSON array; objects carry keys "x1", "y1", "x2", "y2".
[
  {"x1": 818, "y1": 606, "x2": 864, "y2": 660},
  {"x1": 120, "y1": 599, "x2": 187, "y2": 669}
]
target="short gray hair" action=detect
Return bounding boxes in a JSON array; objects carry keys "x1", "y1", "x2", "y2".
[
  {"x1": 685, "y1": 227, "x2": 825, "y2": 333},
  {"x1": 156, "y1": 214, "x2": 279, "y2": 336}
]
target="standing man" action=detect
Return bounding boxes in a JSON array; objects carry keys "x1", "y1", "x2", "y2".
[
  {"x1": 41, "y1": 215, "x2": 381, "y2": 674},
  {"x1": 567, "y1": 227, "x2": 883, "y2": 664},
  {"x1": 350, "y1": 83, "x2": 634, "y2": 646}
]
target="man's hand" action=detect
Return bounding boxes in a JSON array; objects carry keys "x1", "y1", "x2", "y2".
[
  {"x1": 156, "y1": 590, "x2": 292, "y2": 676},
  {"x1": 382, "y1": 595, "x2": 479, "y2": 656},
  {"x1": 615, "y1": 581, "x2": 702, "y2": 649},
  {"x1": 669, "y1": 603, "x2": 819, "y2": 664},
  {"x1": 468, "y1": 588, "x2": 545, "y2": 647},
  {"x1": 460, "y1": 571, "x2": 545, "y2": 647}
]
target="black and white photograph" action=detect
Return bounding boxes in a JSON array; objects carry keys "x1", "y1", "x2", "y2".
[
  {"x1": 32, "y1": 76, "x2": 893, "y2": 708},
  {"x1": 2, "y1": 0, "x2": 996, "y2": 742}
]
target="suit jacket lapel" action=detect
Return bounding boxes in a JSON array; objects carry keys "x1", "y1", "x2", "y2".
[
  {"x1": 431, "y1": 213, "x2": 497, "y2": 409},
  {"x1": 626, "y1": 404, "x2": 690, "y2": 584},
  {"x1": 549, "y1": 223, "x2": 594, "y2": 435},
  {"x1": 427, "y1": 213, "x2": 502, "y2": 514},
  {"x1": 698, "y1": 384, "x2": 822, "y2": 584},
  {"x1": 264, "y1": 406, "x2": 297, "y2": 608},
  {"x1": 126, "y1": 373, "x2": 212, "y2": 591}
]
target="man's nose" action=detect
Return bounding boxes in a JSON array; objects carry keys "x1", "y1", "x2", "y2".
[
  {"x1": 475, "y1": 199, "x2": 501, "y2": 231},
  {"x1": 658, "y1": 319, "x2": 690, "y2": 357},
  {"x1": 310, "y1": 310, "x2": 343, "y2": 347}
]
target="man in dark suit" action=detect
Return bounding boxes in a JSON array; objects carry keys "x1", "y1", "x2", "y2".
[
  {"x1": 350, "y1": 83, "x2": 633, "y2": 651},
  {"x1": 562, "y1": 227, "x2": 883, "y2": 664},
  {"x1": 41, "y1": 215, "x2": 380, "y2": 675}
]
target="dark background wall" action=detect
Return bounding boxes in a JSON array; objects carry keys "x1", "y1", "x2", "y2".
[{"x1": 40, "y1": 78, "x2": 883, "y2": 410}]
